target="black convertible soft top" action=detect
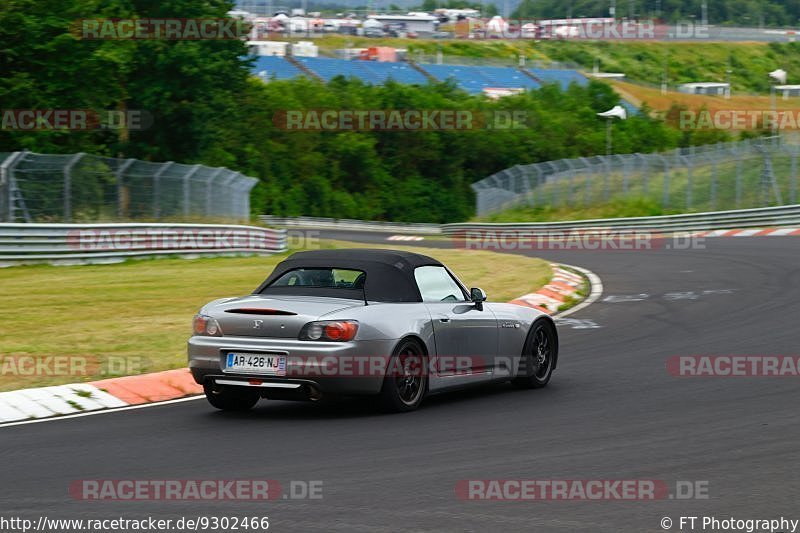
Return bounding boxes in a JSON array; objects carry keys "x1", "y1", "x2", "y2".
[{"x1": 254, "y1": 249, "x2": 444, "y2": 302}]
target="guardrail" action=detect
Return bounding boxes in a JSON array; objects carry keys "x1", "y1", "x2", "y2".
[
  {"x1": 259, "y1": 215, "x2": 442, "y2": 234},
  {"x1": 441, "y1": 204, "x2": 800, "y2": 234},
  {"x1": 262, "y1": 205, "x2": 800, "y2": 236},
  {"x1": 0, "y1": 223, "x2": 287, "y2": 266}
]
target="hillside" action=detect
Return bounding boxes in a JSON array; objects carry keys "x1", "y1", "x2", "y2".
[
  {"x1": 609, "y1": 79, "x2": 800, "y2": 115},
  {"x1": 314, "y1": 38, "x2": 800, "y2": 95},
  {"x1": 512, "y1": 0, "x2": 800, "y2": 26}
]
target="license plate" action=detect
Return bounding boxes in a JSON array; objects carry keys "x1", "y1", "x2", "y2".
[{"x1": 224, "y1": 353, "x2": 286, "y2": 375}]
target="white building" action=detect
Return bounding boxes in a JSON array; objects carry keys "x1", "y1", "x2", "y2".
[
  {"x1": 435, "y1": 8, "x2": 480, "y2": 20},
  {"x1": 247, "y1": 40, "x2": 288, "y2": 56},
  {"x1": 774, "y1": 85, "x2": 800, "y2": 99},
  {"x1": 367, "y1": 14, "x2": 438, "y2": 34},
  {"x1": 292, "y1": 41, "x2": 319, "y2": 57},
  {"x1": 677, "y1": 82, "x2": 730, "y2": 97}
]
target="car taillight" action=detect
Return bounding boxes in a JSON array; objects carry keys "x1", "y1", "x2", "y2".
[
  {"x1": 324, "y1": 321, "x2": 358, "y2": 341},
  {"x1": 193, "y1": 314, "x2": 222, "y2": 336},
  {"x1": 299, "y1": 320, "x2": 358, "y2": 342}
]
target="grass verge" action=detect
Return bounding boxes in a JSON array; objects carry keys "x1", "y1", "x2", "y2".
[
  {"x1": 476, "y1": 197, "x2": 683, "y2": 222},
  {"x1": 609, "y1": 79, "x2": 800, "y2": 116}
]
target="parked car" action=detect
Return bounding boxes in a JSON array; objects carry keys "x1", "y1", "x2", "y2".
[{"x1": 364, "y1": 27, "x2": 386, "y2": 38}]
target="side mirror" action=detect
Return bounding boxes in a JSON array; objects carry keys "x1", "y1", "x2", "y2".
[{"x1": 471, "y1": 287, "x2": 487, "y2": 310}]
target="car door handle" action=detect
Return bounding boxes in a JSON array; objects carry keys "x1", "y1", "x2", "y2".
[{"x1": 438, "y1": 317, "x2": 450, "y2": 323}]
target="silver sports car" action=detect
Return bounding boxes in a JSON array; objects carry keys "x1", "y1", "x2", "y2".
[{"x1": 188, "y1": 249, "x2": 558, "y2": 412}]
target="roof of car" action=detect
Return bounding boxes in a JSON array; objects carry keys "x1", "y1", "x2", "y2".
[
  {"x1": 254, "y1": 249, "x2": 446, "y2": 302},
  {"x1": 284, "y1": 248, "x2": 443, "y2": 268}
]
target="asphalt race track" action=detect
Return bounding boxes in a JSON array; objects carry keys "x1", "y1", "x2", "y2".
[{"x1": 3, "y1": 232, "x2": 800, "y2": 532}]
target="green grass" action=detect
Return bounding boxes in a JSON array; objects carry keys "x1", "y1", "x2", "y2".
[
  {"x1": 66, "y1": 400, "x2": 85, "y2": 411},
  {"x1": 0, "y1": 242, "x2": 550, "y2": 391},
  {"x1": 478, "y1": 197, "x2": 681, "y2": 222},
  {"x1": 535, "y1": 41, "x2": 800, "y2": 94}
]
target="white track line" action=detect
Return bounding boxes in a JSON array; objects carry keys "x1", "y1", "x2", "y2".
[
  {"x1": 0, "y1": 395, "x2": 204, "y2": 429},
  {"x1": 386, "y1": 235, "x2": 425, "y2": 241},
  {"x1": 769, "y1": 228, "x2": 799, "y2": 236},
  {"x1": 732, "y1": 229, "x2": 762, "y2": 236},
  {"x1": 553, "y1": 263, "x2": 604, "y2": 318}
]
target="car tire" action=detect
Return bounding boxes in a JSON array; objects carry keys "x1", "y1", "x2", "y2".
[
  {"x1": 379, "y1": 339, "x2": 428, "y2": 413},
  {"x1": 511, "y1": 319, "x2": 557, "y2": 389},
  {"x1": 203, "y1": 382, "x2": 260, "y2": 411}
]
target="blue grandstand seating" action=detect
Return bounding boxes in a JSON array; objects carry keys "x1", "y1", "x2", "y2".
[
  {"x1": 415, "y1": 64, "x2": 487, "y2": 93},
  {"x1": 358, "y1": 61, "x2": 428, "y2": 84},
  {"x1": 475, "y1": 65, "x2": 540, "y2": 91},
  {"x1": 253, "y1": 56, "x2": 305, "y2": 80},
  {"x1": 528, "y1": 68, "x2": 588, "y2": 89},
  {"x1": 295, "y1": 57, "x2": 370, "y2": 82},
  {"x1": 419, "y1": 64, "x2": 539, "y2": 94},
  {"x1": 249, "y1": 56, "x2": 593, "y2": 98},
  {"x1": 294, "y1": 56, "x2": 427, "y2": 84}
]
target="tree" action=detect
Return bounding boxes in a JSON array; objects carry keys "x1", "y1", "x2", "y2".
[{"x1": 0, "y1": 0, "x2": 251, "y2": 163}]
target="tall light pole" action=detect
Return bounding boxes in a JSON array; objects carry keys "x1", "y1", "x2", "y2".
[
  {"x1": 725, "y1": 52, "x2": 732, "y2": 99},
  {"x1": 725, "y1": 68, "x2": 732, "y2": 99},
  {"x1": 597, "y1": 105, "x2": 627, "y2": 155},
  {"x1": 597, "y1": 105, "x2": 627, "y2": 201},
  {"x1": 769, "y1": 68, "x2": 787, "y2": 143}
]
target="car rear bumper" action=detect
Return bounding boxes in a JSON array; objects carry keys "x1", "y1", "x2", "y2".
[{"x1": 188, "y1": 336, "x2": 398, "y2": 395}]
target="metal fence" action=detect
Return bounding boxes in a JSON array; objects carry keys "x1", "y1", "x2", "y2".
[
  {"x1": 0, "y1": 152, "x2": 258, "y2": 223},
  {"x1": 472, "y1": 138, "x2": 800, "y2": 217}
]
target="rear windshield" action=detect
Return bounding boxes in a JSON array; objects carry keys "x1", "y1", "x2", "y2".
[{"x1": 268, "y1": 268, "x2": 365, "y2": 289}]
